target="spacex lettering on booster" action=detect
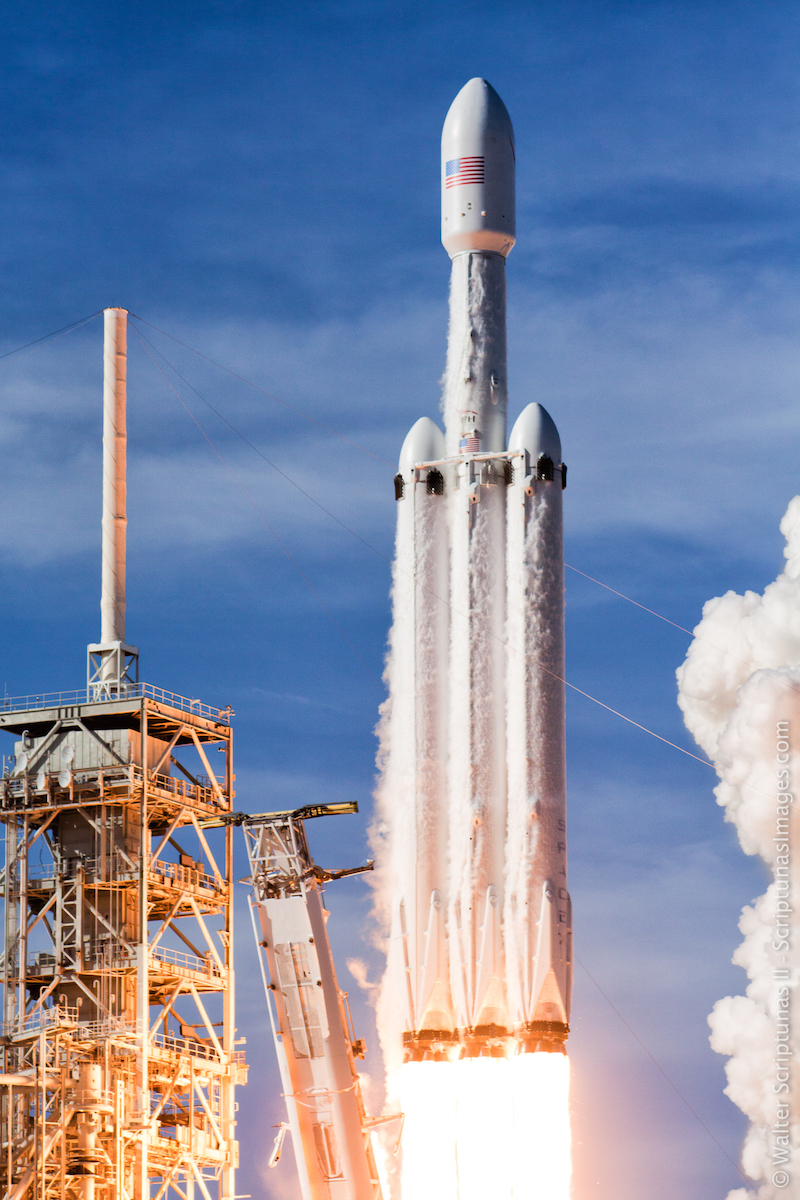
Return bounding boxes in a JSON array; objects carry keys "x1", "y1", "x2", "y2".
[{"x1": 379, "y1": 78, "x2": 572, "y2": 1064}]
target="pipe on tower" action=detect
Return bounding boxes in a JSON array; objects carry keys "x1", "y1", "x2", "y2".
[{"x1": 101, "y1": 307, "x2": 127, "y2": 647}]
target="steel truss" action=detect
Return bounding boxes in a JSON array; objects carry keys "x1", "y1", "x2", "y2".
[
  {"x1": 239, "y1": 805, "x2": 385, "y2": 1200},
  {"x1": 0, "y1": 690, "x2": 244, "y2": 1200}
]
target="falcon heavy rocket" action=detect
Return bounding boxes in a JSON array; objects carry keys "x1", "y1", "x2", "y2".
[{"x1": 380, "y1": 77, "x2": 572, "y2": 1066}]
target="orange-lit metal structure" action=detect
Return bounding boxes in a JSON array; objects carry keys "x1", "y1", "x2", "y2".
[
  {"x1": 239, "y1": 803, "x2": 384, "y2": 1200},
  {"x1": 0, "y1": 307, "x2": 243, "y2": 1200},
  {"x1": 0, "y1": 685, "x2": 242, "y2": 1200}
]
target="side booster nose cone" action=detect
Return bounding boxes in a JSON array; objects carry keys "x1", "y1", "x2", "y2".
[
  {"x1": 441, "y1": 77, "x2": 516, "y2": 259},
  {"x1": 508, "y1": 402, "x2": 566, "y2": 491},
  {"x1": 395, "y1": 416, "x2": 446, "y2": 499},
  {"x1": 399, "y1": 417, "x2": 446, "y2": 479},
  {"x1": 507, "y1": 402, "x2": 562, "y2": 463}
]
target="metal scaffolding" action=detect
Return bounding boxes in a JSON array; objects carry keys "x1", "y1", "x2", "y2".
[
  {"x1": 0, "y1": 684, "x2": 244, "y2": 1200},
  {"x1": 240, "y1": 804, "x2": 384, "y2": 1200}
]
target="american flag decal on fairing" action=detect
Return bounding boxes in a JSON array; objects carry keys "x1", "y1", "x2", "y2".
[{"x1": 445, "y1": 156, "x2": 485, "y2": 188}]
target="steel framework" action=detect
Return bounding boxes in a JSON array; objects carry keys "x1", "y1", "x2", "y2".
[
  {"x1": 238, "y1": 804, "x2": 384, "y2": 1200},
  {"x1": 0, "y1": 686, "x2": 244, "y2": 1200}
]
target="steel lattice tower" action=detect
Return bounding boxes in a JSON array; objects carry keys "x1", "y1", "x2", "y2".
[{"x1": 0, "y1": 309, "x2": 245, "y2": 1200}]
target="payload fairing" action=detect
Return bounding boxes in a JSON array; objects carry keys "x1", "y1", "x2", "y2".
[{"x1": 380, "y1": 78, "x2": 571, "y2": 1067}]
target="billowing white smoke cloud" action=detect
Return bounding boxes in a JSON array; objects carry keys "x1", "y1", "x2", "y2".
[{"x1": 677, "y1": 498, "x2": 800, "y2": 1198}]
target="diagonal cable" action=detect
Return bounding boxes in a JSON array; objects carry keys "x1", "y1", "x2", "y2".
[
  {"x1": 131, "y1": 325, "x2": 386, "y2": 562},
  {"x1": 565, "y1": 562, "x2": 800, "y2": 698},
  {"x1": 128, "y1": 323, "x2": 386, "y2": 692},
  {"x1": 127, "y1": 312, "x2": 394, "y2": 466},
  {"x1": 130, "y1": 328, "x2": 780, "y2": 803},
  {"x1": 576, "y1": 955, "x2": 757, "y2": 1196},
  {"x1": 0, "y1": 311, "x2": 103, "y2": 362}
]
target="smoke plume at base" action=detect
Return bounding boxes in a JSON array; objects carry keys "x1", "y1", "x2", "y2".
[{"x1": 677, "y1": 497, "x2": 800, "y2": 1197}]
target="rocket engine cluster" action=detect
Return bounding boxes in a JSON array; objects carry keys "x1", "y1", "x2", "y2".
[{"x1": 377, "y1": 78, "x2": 572, "y2": 1069}]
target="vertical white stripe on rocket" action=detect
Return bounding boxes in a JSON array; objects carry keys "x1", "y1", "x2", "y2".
[
  {"x1": 504, "y1": 404, "x2": 570, "y2": 1030},
  {"x1": 375, "y1": 418, "x2": 451, "y2": 1063}
]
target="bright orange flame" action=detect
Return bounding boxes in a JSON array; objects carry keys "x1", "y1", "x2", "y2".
[{"x1": 396, "y1": 1053, "x2": 571, "y2": 1199}]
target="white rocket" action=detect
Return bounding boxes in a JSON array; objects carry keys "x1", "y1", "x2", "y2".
[{"x1": 380, "y1": 78, "x2": 571, "y2": 1064}]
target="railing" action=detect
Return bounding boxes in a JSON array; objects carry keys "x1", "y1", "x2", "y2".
[
  {"x1": 2, "y1": 765, "x2": 226, "y2": 812},
  {"x1": 42, "y1": 941, "x2": 224, "y2": 980},
  {"x1": 150, "y1": 1033, "x2": 246, "y2": 1067},
  {"x1": 0, "y1": 683, "x2": 232, "y2": 724},
  {"x1": 3, "y1": 1006, "x2": 79, "y2": 1037},
  {"x1": 2, "y1": 765, "x2": 130, "y2": 796},
  {"x1": 152, "y1": 1032, "x2": 222, "y2": 1063},
  {"x1": 149, "y1": 860, "x2": 220, "y2": 893},
  {"x1": 149, "y1": 770, "x2": 222, "y2": 809},
  {"x1": 27, "y1": 953, "x2": 56, "y2": 975},
  {"x1": 150, "y1": 944, "x2": 222, "y2": 978},
  {"x1": 28, "y1": 852, "x2": 138, "y2": 881},
  {"x1": 21, "y1": 854, "x2": 139, "y2": 889},
  {"x1": 27, "y1": 863, "x2": 58, "y2": 881},
  {"x1": 22, "y1": 857, "x2": 218, "y2": 892},
  {"x1": 74, "y1": 1017, "x2": 137, "y2": 1041},
  {"x1": 68, "y1": 1088, "x2": 114, "y2": 1107}
]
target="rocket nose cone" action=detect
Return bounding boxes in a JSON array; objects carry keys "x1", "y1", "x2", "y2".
[
  {"x1": 399, "y1": 417, "x2": 445, "y2": 477},
  {"x1": 443, "y1": 78, "x2": 515, "y2": 151},
  {"x1": 508, "y1": 403, "x2": 562, "y2": 463},
  {"x1": 441, "y1": 79, "x2": 515, "y2": 259}
]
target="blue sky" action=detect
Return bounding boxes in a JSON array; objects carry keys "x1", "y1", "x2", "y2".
[{"x1": 0, "y1": 2, "x2": 797, "y2": 1197}]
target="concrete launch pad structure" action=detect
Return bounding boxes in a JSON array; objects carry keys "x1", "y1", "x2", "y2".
[{"x1": 0, "y1": 310, "x2": 244, "y2": 1200}]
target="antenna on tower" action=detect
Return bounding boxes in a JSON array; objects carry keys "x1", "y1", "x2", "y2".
[{"x1": 87, "y1": 307, "x2": 139, "y2": 698}]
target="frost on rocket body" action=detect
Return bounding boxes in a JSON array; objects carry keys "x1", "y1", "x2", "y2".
[
  {"x1": 677, "y1": 497, "x2": 800, "y2": 1198},
  {"x1": 441, "y1": 253, "x2": 508, "y2": 456},
  {"x1": 505, "y1": 480, "x2": 566, "y2": 1024},
  {"x1": 372, "y1": 436, "x2": 449, "y2": 1075}
]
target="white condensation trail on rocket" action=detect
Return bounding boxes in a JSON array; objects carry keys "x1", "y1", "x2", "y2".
[
  {"x1": 442, "y1": 253, "x2": 508, "y2": 456},
  {"x1": 406, "y1": 424, "x2": 452, "y2": 1043},
  {"x1": 376, "y1": 416, "x2": 450, "y2": 1073},
  {"x1": 444, "y1": 251, "x2": 509, "y2": 1036},
  {"x1": 440, "y1": 80, "x2": 514, "y2": 1042},
  {"x1": 505, "y1": 407, "x2": 571, "y2": 1035}
]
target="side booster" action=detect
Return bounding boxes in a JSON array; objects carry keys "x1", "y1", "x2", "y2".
[{"x1": 389, "y1": 79, "x2": 572, "y2": 1062}]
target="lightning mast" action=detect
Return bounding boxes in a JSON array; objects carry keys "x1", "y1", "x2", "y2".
[{"x1": 0, "y1": 308, "x2": 244, "y2": 1200}]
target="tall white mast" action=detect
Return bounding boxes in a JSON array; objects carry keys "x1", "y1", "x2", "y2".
[
  {"x1": 88, "y1": 306, "x2": 138, "y2": 695},
  {"x1": 101, "y1": 306, "x2": 127, "y2": 646}
]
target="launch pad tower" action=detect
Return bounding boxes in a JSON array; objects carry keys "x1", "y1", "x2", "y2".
[{"x1": 0, "y1": 310, "x2": 244, "y2": 1200}]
